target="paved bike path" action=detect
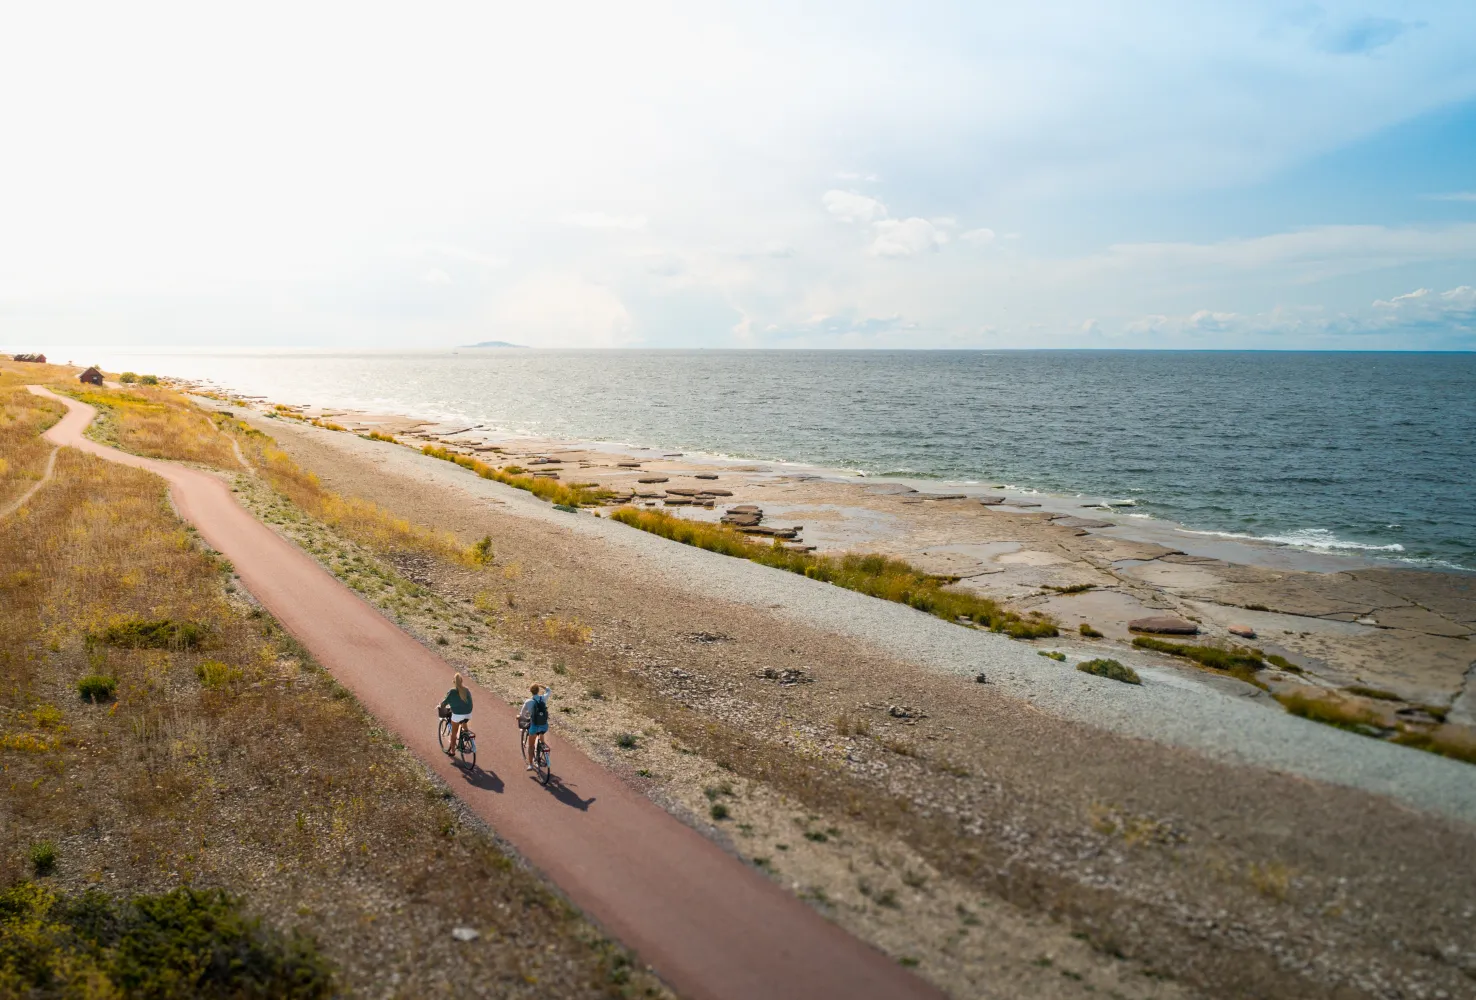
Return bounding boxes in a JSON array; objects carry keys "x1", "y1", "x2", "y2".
[{"x1": 30, "y1": 387, "x2": 942, "y2": 1000}]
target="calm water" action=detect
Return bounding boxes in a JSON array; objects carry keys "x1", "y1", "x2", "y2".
[{"x1": 92, "y1": 349, "x2": 1476, "y2": 571}]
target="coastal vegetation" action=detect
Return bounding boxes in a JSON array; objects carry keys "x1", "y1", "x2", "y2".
[
  {"x1": 73, "y1": 385, "x2": 242, "y2": 469},
  {"x1": 609, "y1": 506, "x2": 1058, "y2": 638},
  {"x1": 1131, "y1": 636, "x2": 1267, "y2": 688},
  {"x1": 421, "y1": 443, "x2": 613, "y2": 507},
  {"x1": 1076, "y1": 658, "x2": 1141, "y2": 684},
  {"x1": 0, "y1": 386, "x2": 62, "y2": 509}
]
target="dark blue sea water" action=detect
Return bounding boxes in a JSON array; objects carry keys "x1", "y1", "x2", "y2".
[{"x1": 95, "y1": 349, "x2": 1476, "y2": 571}]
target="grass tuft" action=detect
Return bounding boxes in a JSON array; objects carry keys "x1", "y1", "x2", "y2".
[
  {"x1": 610, "y1": 507, "x2": 1057, "y2": 638},
  {"x1": 1078, "y1": 622, "x2": 1104, "y2": 638},
  {"x1": 100, "y1": 617, "x2": 207, "y2": 650},
  {"x1": 1076, "y1": 659, "x2": 1141, "y2": 685},
  {"x1": 1131, "y1": 636, "x2": 1266, "y2": 688},
  {"x1": 28, "y1": 841, "x2": 57, "y2": 876}
]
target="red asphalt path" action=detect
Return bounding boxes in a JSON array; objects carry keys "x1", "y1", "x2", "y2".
[{"x1": 30, "y1": 387, "x2": 943, "y2": 1000}]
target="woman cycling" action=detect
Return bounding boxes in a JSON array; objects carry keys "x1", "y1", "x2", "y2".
[
  {"x1": 519, "y1": 683, "x2": 551, "y2": 771},
  {"x1": 440, "y1": 673, "x2": 473, "y2": 757}
]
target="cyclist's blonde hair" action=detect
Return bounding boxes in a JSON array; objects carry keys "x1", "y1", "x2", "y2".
[{"x1": 453, "y1": 672, "x2": 465, "y2": 691}]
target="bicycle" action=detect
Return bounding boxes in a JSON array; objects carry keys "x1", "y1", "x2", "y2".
[
  {"x1": 520, "y1": 722, "x2": 552, "y2": 785},
  {"x1": 437, "y1": 704, "x2": 477, "y2": 768}
]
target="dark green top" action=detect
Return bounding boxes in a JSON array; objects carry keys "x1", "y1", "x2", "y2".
[{"x1": 443, "y1": 687, "x2": 473, "y2": 716}]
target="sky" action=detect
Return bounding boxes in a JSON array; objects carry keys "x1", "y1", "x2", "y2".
[{"x1": 3, "y1": 1, "x2": 1475, "y2": 351}]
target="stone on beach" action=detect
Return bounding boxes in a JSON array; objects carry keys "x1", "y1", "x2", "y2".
[
  {"x1": 639, "y1": 477, "x2": 670, "y2": 483},
  {"x1": 617, "y1": 462, "x2": 642, "y2": 468},
  {"x1": 665, "y1": 498, "x2": 693, "y2": 506},
  {"x1": 1007, "y1": 500, "x2": 1042, "y2": 507},
  {"x1": 695, "y1": 473, "x2": 719, "y2": 480},
  {"x1": 1129, "y1": 616, "x2": 1200, "y2": 635},
  {"x1": 978, "y1": 496, "x2": 1005, "y2": 505},
  {"x1": 666, "y1": 487, "x2": 702, "y2": 496},
  {"x1": 1052, "y1": 517, "x2": 1113, "y2": 529},
  {"x1": 727, "y1": 504, "x2": 761, "y2": 514},
  {"x1": 701, "y1": 488, "x2": 733, "y2": 496},
  {"x1": 1229, "y1": 625, "x2": 1257, "y2": 639}
]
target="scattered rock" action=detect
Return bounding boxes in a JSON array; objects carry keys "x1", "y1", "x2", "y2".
[
  {"x1": 665, "y1": 487, "x2": 702, "y2": 496},
  {"x1": 664, "y1": 497, "x2": 693, "y2": 506},
  {"x1": 866, "y1": 484, "x2": 917, "y2": 495},
  {"x1": 888, "y1": 705, "x2": 921, "y2": 719},
  {"x1": 694, "y1": 474, "x2": 719, "y2": 480},
  {"x1": 921, "y1": 493, "x2": 967, "y2": 500},
  {"x1": 451, "y1": 927, "x2": 480, "y2": 942},
  {"x1": 756, "y1": 667, "x2": 812, "y2": 685},
  {"x1": 1129, "y1": 616, "x2": 1200, "y2": 635},
  {"x1": 617, "y1": 462, "x2": 642, "y2": 468},
  {"x1": 1007, "y1": 500, "x2": 1042, "y2": 508},
  {"x1": 1052, "y1": 517, "x2": 1113, "y2": 529},
  {"x1": 702, "y1": 489, "x2": 733, "y2": 496},
  {"x1": 1229, "y1": 625, "x2": 1257, "y2": 639},
  {"x1": 977, "y1": 496, "x2": 1005, "y2": 505},
  {"x1": 686, "y1": 632, "x2": 733, "y2": 644},
  {"x1": 638, "y1": 477, "x2": 670, "y2": 484},
  {"x1": 727, "y1": 504, "x2": 761, "y2": 513},
  {"x1": 975, "y1": 672, "x2": 987, "y2": 684}
]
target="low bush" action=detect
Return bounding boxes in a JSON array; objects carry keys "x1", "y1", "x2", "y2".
[
  {"x1": 139, "y1": 374, "x2": 159, "y2": 385},
  {"x1": 610, "y1": 507, "x2": 1057, "y2": 638},
  {"x1": 1391, "y1": 727, "x2": 1476, "y2": 765},
  {"x1": 1076, "y1": 659, "x2": 1141, "y2": 685},
  {"x1": 471, "y1": 535, "x2": 495, "y2": 564},
  {"x1": 28, "y1": 841, "x2": 57, "y2": 876},
  {"x1": 1346, "y1": 685, "x2": 1400, "y2": 701},
  {"x1": 119, "y1": 371, "x2": 138, "y2": 383},
  {"x1": 616, "y1": 732, "x2": 638, "y2": 750},
  {"x1": 100, "y1": 617, "x2": 207, "y2": 650},
  {"x1": 195, "y1": 659, "x2": 242, "y2": 689},
  {"x1": 76, "y1": 674, "x2": 119, "y2": 703},
  {"x1": 1038, "y1": 650, "x2": 1066, "y2": 661},
  {"x1": 363, "y1": 430, "x2": 398, "y2": 444},
  {"x1": 1043, "y1": 583, "x2": 1095, "y2": 594},
  {"x1": 1274, "y1": 690, "x2": 1382, "y2": 732},
  {"x1": 0, "y1": 882, "x2": 333, "y2": 997},
  {"x1": 709, "y1": 803, "x2": 730, "y2": 821},
  {"x1": 1079, "y1": 623, "x2": 1103, "y2": 638}
]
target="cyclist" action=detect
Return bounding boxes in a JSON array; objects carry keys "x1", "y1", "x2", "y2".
[
  {"x1": 519, "y1": 683, "x2": 551, "y2": 771},
  {"x1": 440, "y1": 673, "x2": 473, "y2": 758}
]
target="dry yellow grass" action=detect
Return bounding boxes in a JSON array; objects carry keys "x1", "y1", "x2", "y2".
[
  {"x1": 0, "y1": 410, "x2": 661, "y2": 996},
  {"x1": 0, "y1": 386, "x2": 62, "y2": 509},
  {"x1": 72, "y1": 384, "x2": 244, "y2": 469}
]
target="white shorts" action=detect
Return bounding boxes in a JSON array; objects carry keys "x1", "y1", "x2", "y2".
[{"x1": 451, "y1": 712, "x2": 471, "y2": 723}]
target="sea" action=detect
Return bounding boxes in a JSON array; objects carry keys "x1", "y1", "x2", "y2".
[{"x1": 81, "y1": 349, "x2": 1476, "y2": 572}]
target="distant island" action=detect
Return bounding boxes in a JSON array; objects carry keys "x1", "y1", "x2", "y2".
[{"x1": 460, "y1": 340, "x2": 528, "y2": 348}]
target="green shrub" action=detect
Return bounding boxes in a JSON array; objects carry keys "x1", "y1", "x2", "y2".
[
  {"x1": 1043, "y1": 583, "x2": 1094, "y2": 594},
  {"x1": 139, "y1": 374, "x2": 159, "y2": 385},
  {"x1": 710, "y1": 803, "x2": 730, "y2": 821},
  {"x1": 1263, "y1": 653, "x2": 1302, "y2": 673},
  {"x1": 610, "y1": 508, "x2": 1057, "y2": 638},
  {"x1": 0, "y1": 883, "x2": 333, "y2": 997},
  {"x1": 1076, "y1": 659, "x2": 1141, "y2": 685},
  {"x1": 1079, "y1": 623, "x2": 1103, "y2": 638},
  {"x1": 195, "y1": 660, "x2": 242, "y2": 689},
  {"x1": 119, "y1": 371, "x2": 138, "y2": 383},
  {"x1": 1037, "y1": 650, "x2": 1066, "y2": 662},
  {"x1": 100, "y1": 617, "x2": 207, "y2": 650},
  {"x1": 29, "y1": 841, "x2": 57, "y2": 876},
  {"x1": 616, "y1": 732, "x2": 638, "y2": 750},
  {"x1": 77, "y1": 674, "x2": 118, "y2": 703},
  {"x1": 1346, "y1": 685, "x2": 1401, "y2": 701}
]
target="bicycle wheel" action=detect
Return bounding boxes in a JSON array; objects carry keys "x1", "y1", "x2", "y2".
[
  {"x1": 438, "y1": 718, "x2": 451, "y2": 754},
  {"x1": 459, "y1": 731, "x2": 477, "y2": 769},
  {"x1": 536, "y1": 740, "x2": 551, "y2": 785}
]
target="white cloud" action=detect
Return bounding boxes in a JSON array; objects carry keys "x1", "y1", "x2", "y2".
[
  {"x1": 420, "y1": 268, "x2": 453, "y2": 285},
  {"x1": 869, "y1": 217, "x2": 948, "y2": 257},
  {"x1": 960, "y1": 228, "x2": 996, "y2": 246},
  {"x1": 822, "y1": 190, "x2": 887, "y2": 224},
  {"x1": 1372, "y1": 285, "x2": 1476, "y2": 322},
  {"x1": 565, "y1": 212, "x2": 648, "y2": 231}
]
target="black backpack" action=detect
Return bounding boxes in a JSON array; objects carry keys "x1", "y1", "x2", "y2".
[{"x1": 531, "y1": 697, "x2": 548, "y2": 728}]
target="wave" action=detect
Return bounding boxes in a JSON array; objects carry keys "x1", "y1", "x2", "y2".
[{"x1": 1177, "y1": 526, "x2": 1406, "y2": 553}]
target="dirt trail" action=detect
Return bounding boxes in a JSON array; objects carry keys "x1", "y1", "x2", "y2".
[
  {"x1": 0, "y1": 439, "x2": 58, "y2": 519},
  {"x1": 29, "y1": 386, "x2": 942, "y2": 1000}
]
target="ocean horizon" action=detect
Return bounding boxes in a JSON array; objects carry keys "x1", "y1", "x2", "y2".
[{"x1": 71, "y1": 347, "x2": 1476, "y2": 573}]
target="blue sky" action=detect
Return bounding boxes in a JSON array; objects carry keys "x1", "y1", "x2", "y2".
[{"x1": 2, "y1": 1, "x2": 1475, "y2": 350}]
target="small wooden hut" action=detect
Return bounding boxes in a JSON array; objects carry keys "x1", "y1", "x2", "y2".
[
  {"x1": 12, "y1": 353, "x2": 46, "y2": 363},
  {"x1": 79, "y1": 366, "x2": 104, "y2": 386}
]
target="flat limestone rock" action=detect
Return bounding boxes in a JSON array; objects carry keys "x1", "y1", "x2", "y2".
[
  {"x1": 1229, "y1": 625, "x2": 1257, "y2": 639},
  {"x1": 865, "y1": 484, "x2": 917, "y2": 495},
  {"x1": 1006, "y1": 500, "x2": 1042, "y2": 508},
  {"x1": 638, "y1": 477, "x2": 670, "y2": 484},
  {"x1": 695, "y1": 474, "x2": 719, "y2": 480},
  {"x1": 728, "y1": 504, "x2": 761, "y2": 514},
  {"x1": 1053, "y1": 517, "x2": 1113, "y2": 529},
  {"x1": 702, "y1": 489, "x2": 733, "y2": 496},
  {"x1": 977, "y1": 496, "x2": 1005, "y2": 505},
  {"x1": 1129, "y1": 616, "x2": 1200, "y2": 635},
  {"x1": 664, "y1": 497, "x2": 693, "y2": 506},
  {"x1": 617, "y1": 462, "x2": 642, "y2": 468},
  {"x1": 666, "y1": 487, "x2": 702, "y2": 496},
  {"x1": 921, "y1": 493, "x2": 967, "y2": 500}
]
